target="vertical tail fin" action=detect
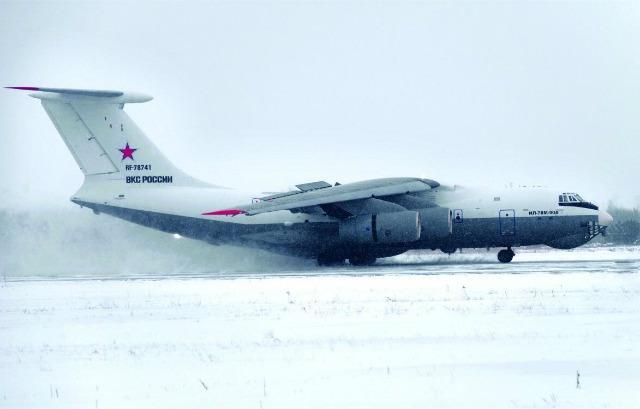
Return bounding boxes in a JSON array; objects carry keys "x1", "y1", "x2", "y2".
[{"x1": 8, "y1": 87, "x2": 208, "y2": 187}]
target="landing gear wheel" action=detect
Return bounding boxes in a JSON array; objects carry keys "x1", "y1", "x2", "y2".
[
  {"x1": 497, "y1": 248, "x2": 515, "y2": 263},
  {"x1": 440, "y1": 246, "x2": 457, "y2": 255},
  {"x1": 317, "y1": 253, "x2": 345, "y2": 266},
  {"x1": 348, "y1": 256, "x2": 377, "y2": 266}
]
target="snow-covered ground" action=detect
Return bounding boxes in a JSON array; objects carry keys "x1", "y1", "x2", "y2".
[{"x1": 1, "y1": 250, "x2": 639, "y2": 408}]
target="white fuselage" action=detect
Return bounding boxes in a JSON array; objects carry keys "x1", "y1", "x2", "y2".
[{"x1": 71, "y1": 180, "x2": 609, "y2": 259}]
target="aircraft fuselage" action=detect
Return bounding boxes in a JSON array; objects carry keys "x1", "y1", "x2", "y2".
[{"x1": 71, "y1": 183, "x2": 610, "y2": 264}]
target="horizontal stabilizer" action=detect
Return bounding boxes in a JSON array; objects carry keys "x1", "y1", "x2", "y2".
[{"x1": 5, "y1": 86, "x2": 152, "y2": 104}]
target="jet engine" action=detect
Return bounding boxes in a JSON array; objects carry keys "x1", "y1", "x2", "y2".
[
  {"x1": 417, "y1": 207, "x2": 452, "y2": 240},
  {"x1": 339, "y1": 211, "x2": 421, "y2": 244}
]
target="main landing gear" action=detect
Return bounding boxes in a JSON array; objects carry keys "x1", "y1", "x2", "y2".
[
  {"x1": 317, "y1": 253, "x2": 345, "y2": 266},
  {"x1": 497, "y1": 247, "x2": 515, "y2": 263},
  {"x1": 348, "y1": 256, "x2": 377, "y2": 266}
]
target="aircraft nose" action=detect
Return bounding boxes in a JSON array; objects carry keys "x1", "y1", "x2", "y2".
[{"x1": 598, "y1": 210, "x2": 613, "y2": 226}]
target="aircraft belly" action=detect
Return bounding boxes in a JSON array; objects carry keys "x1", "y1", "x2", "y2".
[
  {"x1": 240, "y1": 223, "x2": 339, "y2": 247},
  {"x1": 447, "y1": 215, "x2": 596, "y2": 248}
]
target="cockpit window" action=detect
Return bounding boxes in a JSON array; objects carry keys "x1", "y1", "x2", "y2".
[
  {"x1": 560, "y1": 193, "x2": 581, "y2": 203},
  {"x1": 558, "y1": 192, "x2": 599, "y2": 210}
]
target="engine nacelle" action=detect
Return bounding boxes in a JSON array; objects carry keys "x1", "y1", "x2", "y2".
[
  {"x1": 339, "y1": 211, "x2": 421, "y2": 244},
  {"x1": 418, "y1": 207, "x2": 452, "y2": 240}
]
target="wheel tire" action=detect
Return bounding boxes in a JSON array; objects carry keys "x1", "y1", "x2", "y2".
[
  {"x1": 440, "y1": 245, "x2": 457, "y2": 255},
  {"x1": 348, "y1": 256, "x2": 377, "y2": 266},
  {"x1": 497, "y1": 249, "x2": 514, "y2": 263}
]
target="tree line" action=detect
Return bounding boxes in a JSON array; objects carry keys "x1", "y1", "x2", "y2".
[{"x1": 603, "y1": 204, "x2": 640, "y2": 245}]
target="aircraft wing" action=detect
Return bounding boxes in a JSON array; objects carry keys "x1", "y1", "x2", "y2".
[{"x1": 204, "y1": 177, "x2": 440, "y2": 218}]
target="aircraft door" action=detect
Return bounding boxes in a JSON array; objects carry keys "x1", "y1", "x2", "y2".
[{"x1": 499, "y1": 209, "x2": 516, "y2": 236}]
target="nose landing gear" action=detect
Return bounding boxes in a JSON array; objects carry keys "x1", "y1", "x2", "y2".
[{"x1": 497, "y1": 247, "x2": 515, "y2": 263}]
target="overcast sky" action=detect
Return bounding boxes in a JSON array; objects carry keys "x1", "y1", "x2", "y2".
[{"x1": 0, "y1": 0, "x2": 638, "y2": 208}]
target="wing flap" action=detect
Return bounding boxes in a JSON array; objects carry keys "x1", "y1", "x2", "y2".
[{"x1": 295, "y1": 181, "x2": 332, "y2": 191}]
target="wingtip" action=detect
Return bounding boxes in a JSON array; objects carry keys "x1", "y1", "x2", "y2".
[{"x1": 5, "y1": 86, "x2": 40, "y2": 91}]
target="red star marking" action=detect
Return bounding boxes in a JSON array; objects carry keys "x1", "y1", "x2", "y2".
[{"x1": 119, "y1": 142, "x2": 137, "y2": 161}]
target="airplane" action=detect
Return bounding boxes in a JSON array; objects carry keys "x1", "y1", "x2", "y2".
[{"x1": 8, "y1": 86, "x2": 613, "y2": 265}]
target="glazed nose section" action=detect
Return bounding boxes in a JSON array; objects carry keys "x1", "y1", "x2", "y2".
[{"x1": 598, "y1": 210, "x2": 613, "y2": 226}]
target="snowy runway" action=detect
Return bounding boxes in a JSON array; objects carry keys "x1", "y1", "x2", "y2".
[{"x1": 1, "y1": 251, "x2": 639, "y2": 408}]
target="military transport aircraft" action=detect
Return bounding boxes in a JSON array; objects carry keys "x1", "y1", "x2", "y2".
[{"x1": 8, "y1": 87, "x2": 613, "y2": 265}]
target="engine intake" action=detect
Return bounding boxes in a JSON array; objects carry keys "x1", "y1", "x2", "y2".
[{"x1": 339, "y1": 211, "x2": 421, "y2": 244}]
